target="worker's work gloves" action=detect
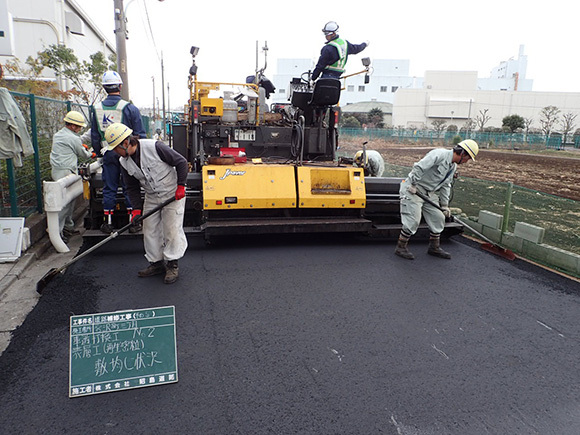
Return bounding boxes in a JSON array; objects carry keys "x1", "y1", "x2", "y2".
[
  {"x1": 82, "y1": 143, "x2": 97, "y2": 159},
  {"x1": 175, "y1": 185, "x2": 186, "y2": 200},
  {"x1": 407, "y1": 184, "x2": 417, "y2": 195},
  {"x1": 129, "y1": 209, "x2": 142, "y2": 233},
  {"x1": 441, "y1": 206, "x2": 452, "y2": 218}
]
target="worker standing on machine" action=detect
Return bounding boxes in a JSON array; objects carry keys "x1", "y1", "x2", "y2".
[
  {"x1": 354, "y1": 150, "x2": 385, "y2": 177},
  {"x1": 312, "y1": 21, "x2": 369, "y2": 80},
  {"x1": 103, "y1": 123, "x2": 188, "y2": 284},
  {"x1": 395, "y1": 140, "x2": 479, "y2": 260},
  {"x1": 91, "y1": 71, "x2": 146, "y2": 234},
  {"x1": 50, "y1": 110, "x2": 95, "y2": 243}
]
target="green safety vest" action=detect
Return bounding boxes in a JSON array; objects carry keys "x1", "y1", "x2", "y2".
[{"x1": 325, "y1": 37, "x2": 348, "y2": 74}]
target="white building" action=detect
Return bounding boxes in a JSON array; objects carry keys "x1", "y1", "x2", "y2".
[
  {"x1": 270, "y1": 58, "x2": 420, "y2": 106},
  {"x1": 0, "y1": 0, "x2": 115, "y2": 90},
  {"x1": 393, "y1": 71, "x2": 580, "y2": 130},
  {"x1": 270, "y1": 46, "x2": 533, "y2": 109}
]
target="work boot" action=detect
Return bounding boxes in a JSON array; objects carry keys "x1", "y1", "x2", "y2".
[
  {"x1": 63, "y1": 227, "x2": 80, "y2": 237},
  {"x1": 164, "y1": 260, "x2": 179, "y2": 284},
  {"x1": 427, "y1": 234, "x2": 451, "y2": 259},
  {"x1": 101, "y1": 210, "x2": 114, "y2": 234},
  {"x1": 395, "y1": 235, "x2": 414, "y2": 260},
  {"x1": 138, "y1": 261, "x2": 166, "y2": 277},
  {"x1": 100, "y1": 223, "x2": 115, "y2": 234}
]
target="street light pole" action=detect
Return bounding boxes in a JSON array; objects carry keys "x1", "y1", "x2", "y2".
[{"x1": 113, "y1": 0, "x2": 130, "y2": 100}]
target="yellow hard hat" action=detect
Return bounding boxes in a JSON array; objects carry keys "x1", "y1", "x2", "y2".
[
  {"x1": 105, "y1": 123, "x2": 133, "y2": 150},
  {"x1": 457, "y1": 139, "x2": 479, "y2": 161},
  {"x1": 354, "y1": 150, "x2": 368, "y2": 165},
  {"x1": 63, "y1": 110, "x2": 87, "y2": 127}
]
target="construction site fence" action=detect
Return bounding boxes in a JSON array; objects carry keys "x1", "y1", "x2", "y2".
[
  {"x1": 382, "y1": 161, "x2": 580, "y2": 257},
  {"x1": 340, "y1": 127, "x2": 579, "y2": 150},
  {"x1": 0, "y1": 92, "x2": 151, "y2": 218}
]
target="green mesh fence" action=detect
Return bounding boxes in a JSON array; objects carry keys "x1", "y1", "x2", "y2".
[
  {"x1": 381, "y1": 162, "x2": 580, "y2": 256},
  {"x1": 0, "y1": 93, "x2": 92, "y2": 218},
  {"x1": 340, "y1": 128, "x2": 565, "y2": 149},
  {"x1": 0, "y1": 92, "x2": 151, "y2": 218}
]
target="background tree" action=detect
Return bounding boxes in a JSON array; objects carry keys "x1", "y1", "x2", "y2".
[
  {"x1": 367, "y1": 108, "x2": 385, "y2": 128},
  {"x1": 475, "y1": 108, "x2": 491, "y2": 131},
  {"x1": 0, "y1": 57, "x2": 64, "y2": 98},
  {"x1": 502, "y1": 114, "x2": 525, "y2": 132},
  {"x1": 38, "y1": 44, "x2": 115, "y2": 105},
  {"x1": 431, "y1": 119, "x2": 447, "y2": 137},
  {"x1": 559, "y1": 112, "x2": 577, "y2": 145},
  {"x1": 464, "y1": 118, "x2": 476, "y2": 133},
  {"x1": 341, "y1": 115, "x2": 361, "y2": 128},
  {"x1": 539, "y1": 105, "x2": 560, "y2": 137}
]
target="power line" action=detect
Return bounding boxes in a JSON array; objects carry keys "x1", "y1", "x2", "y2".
[{"x1": 141, "y1": 0, "x2": 161, "y2": 61}]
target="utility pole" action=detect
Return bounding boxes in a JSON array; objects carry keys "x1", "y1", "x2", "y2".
[
  {"x1": 152, "y1": 75, "x2": 156, "y2": 130},
  {"x1": 113, "y1": 0, "x2": 130, "y2": 100},
  {"x1": 161, "y1": 51, "x2": 166, "y2": 138}
]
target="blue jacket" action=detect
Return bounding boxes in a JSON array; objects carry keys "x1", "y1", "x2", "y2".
[
  {"x1": 312, "y1": 36, "x2": 368, "y2": 80},
  {"x1": 91, "y1": 94, "x2": 146, "y2": 155}
]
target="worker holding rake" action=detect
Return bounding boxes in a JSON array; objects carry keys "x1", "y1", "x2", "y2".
[{"x1": 395, "y1": 140, "x2": 479, "y2": 260}]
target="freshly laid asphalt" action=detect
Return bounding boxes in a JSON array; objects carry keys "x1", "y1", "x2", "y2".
[{"x1": 0, "y1": 233, "x2": 579, "y2": 434}]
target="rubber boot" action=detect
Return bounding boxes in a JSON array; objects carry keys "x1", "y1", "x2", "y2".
[
  {"x1": 100, "y1": 210, "x2": 114, "y2": 234},
  {"x1": 138, "y1": 261, "x2": 166, "y2": 277},
  {"x1": 395, "y1": 235, "x2": 415, "y2": 260},
  {"x1": 164, "y1": 260, "x2": 179, "y2": 284},
  {"x1": 427, "y1": 234, "x2": 451, "y2": 259}
]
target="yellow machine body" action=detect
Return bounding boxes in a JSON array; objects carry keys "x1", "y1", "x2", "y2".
[
  {"x1": 200, "y1": 97, "x2": 223, "y2": 117},
  {"x1": 297, "y1": 166, "x2": 365, "y2": 208},
  {"x1": 202, "y1": 164, "x2": 366, "y2": 210},
  {"x1": 203, "y1": 164, "x2": 297, "y2": 210}
]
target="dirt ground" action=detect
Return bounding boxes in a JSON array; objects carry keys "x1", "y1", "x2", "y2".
[{"x1": 340, "y1": 139, "x2": 580, "y2": 201}]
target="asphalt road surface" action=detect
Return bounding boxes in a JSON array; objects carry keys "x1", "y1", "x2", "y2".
[{"x1": 1, "y1": 234, "x2": 579, "y2": 434}]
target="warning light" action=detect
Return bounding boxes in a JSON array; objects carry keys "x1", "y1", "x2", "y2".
[
  {"x1": 216, "y1": 200, "x2": 223, "y2": 205},
  {"x1": 350, "y1": 200, "x2": 356, "y2": 204}
]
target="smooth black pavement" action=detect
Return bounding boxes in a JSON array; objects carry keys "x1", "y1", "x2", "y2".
[{"x1": 1, "y1": 234, "x2": 579, "y2": 434}]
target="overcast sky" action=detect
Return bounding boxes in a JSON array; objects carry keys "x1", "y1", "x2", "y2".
[{"x1": 75, "y1": 0, "x2": 580, "y2": 110}]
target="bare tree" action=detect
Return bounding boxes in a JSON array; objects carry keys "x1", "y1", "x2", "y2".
[
  {"x1": 464, "y1": 118, "x2": 476, "y2": 133},
  {"x1": 559, "y1": 112, "x2": 577, "y2": 146},
  {"x1": 475, "y1": 109, "x2": 491, "y2": 131},
  {"x1": 539, "y1": 106, "x2": 560, "y2": 137},
  {"x1": 431, "y1": 119, "x2": 447, "y2": 137},
  {"x1": 523, "y1": 117, "x2": 534, "y2": 143}
]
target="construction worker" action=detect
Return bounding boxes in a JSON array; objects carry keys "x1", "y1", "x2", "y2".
[
  {"x1": 354, "y1": 150, "x2": 385, "y2": 177},
  {"x1": 50, "y1": 111, "x2": 95, "y2": 242},
  {"x1": 312, "y1": 21, "x2": 369, "y2": 80},
  {"x1": 91, "y1": 70, "x2": 146, "y2": 234},
  {"x1": 104, "y1": 123, "x2": 188, "y2": 284},
  {"x1": 395, "y1": 139, "x2": 479, "y2": 260}
]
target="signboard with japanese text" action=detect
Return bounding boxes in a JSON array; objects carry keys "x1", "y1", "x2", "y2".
[{"x1": 69, "y1": 306, "x2": 178, "y2": 398}]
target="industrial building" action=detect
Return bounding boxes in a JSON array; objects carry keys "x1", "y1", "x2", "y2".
[
  {"x1": 0, "y1": 0, "x2": 115, "y2": 90},
  {"x1": 271, "y1": 45, "x2": 580, "y2": 131}
]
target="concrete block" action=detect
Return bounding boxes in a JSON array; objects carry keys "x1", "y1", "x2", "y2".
[
  {"x1": 514, "y1": 222, "x2": 545, "y2": 244},
  {"x1": 462, "y1": 219, "x2": 483, "y2": 235},
  {"x1": 521, "y1": 240, "x2": 549, "y2": 263},
  {"x1": 478, "y1": 210, "x2": 503, "y2": 230},
  {"x1": 499, "y1": 232, "x2": 523, "y2": 251},
  {"x1": 21, "y1": 227, "x2": 31, "y2": 252},
  {"x1": 543, "y1": 244, "x2": 580, "y2": 275},
  {"x1": 481, "y1": 226, "x2": 502, "y2": 243}
]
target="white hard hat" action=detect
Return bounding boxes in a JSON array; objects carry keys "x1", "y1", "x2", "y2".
[
  {"x1": 102, "y1": 70, "x2": 123, "y2": 86},
  {"x1": 322, "y1": 21, "x2": 339, "y2": 34},
  {"x1": 105, "y1": 123, "x2": 133, "y2": 150}
]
